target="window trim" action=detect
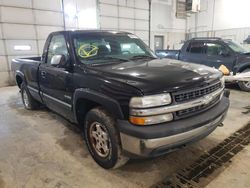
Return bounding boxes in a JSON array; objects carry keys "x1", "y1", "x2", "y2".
[
  {"x1": 186, "y1": 41, "x2": 206, "y2": 54},
  {"x1": 45, "y1": 33, "x2": 69, "y2": 66},
  {"x1": 204, "y1": 42, "x2": 230, "y2": 56}
]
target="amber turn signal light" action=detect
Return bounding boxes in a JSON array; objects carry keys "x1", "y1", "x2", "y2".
[{"x1": 129, "y1": 116, "x2": 146, "y2": 126}]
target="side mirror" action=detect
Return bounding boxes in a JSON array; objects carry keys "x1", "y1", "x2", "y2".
[{"x1": 51, "y1": 54, "x2": 66, "y2": 67}]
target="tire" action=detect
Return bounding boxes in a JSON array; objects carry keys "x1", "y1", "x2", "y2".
[
  {"x1": 84, "y1": 107, "x2": 129, "y2": 169},
  {"x1": 238, "y1": 68, "x2": 250, "y2": 92},
  {"x1": 21, "y1": 83, "x2": 39, "y2": 110}
]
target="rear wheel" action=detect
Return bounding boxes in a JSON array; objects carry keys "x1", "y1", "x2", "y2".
[
  {"x1": 21, "y1": 83, "x2": 39, "y2": 110},
  {"x1": 84, "y1": 107, "x2": 128, "y2": 169},
  {"x1": 238, "y1": 68, "x2": 250, "y2": 92}
]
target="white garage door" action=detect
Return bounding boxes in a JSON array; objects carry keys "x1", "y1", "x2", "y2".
[{"x1": 98, "y1": 0, "x2": 149, "y2": 45}]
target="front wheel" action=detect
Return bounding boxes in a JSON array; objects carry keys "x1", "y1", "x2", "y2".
[
  {"x1": 84, "y1": 107, "x2": 128, "y2": 169},
  {"x1": 238, "y1": 68, "x2": 250, "y2": 92}
]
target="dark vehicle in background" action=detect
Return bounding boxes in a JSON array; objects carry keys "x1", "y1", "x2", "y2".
[
  {"x1": 156, "y1": 37, "x2": 250, "y2": 91},
  {"x1": 244, "y1": 35, "x2": 250, "y2": 44},
  {"x1": 12, "y1": 31, "x2": 229, "y2": 169}
]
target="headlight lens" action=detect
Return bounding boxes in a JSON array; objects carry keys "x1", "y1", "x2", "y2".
[
  {"x1": 129, "y1": 93, "x2": 173, "y2": 125},
  {"x1": 129, "y1": 93, "x2": 172, "y2": 108}
]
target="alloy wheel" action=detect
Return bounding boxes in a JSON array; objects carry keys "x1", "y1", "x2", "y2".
[
  {"x1": 22, "y1": 90, "x2": 30, "y2": 108},
  {"x1": 243, "y1": 81, "x2": 250, "y2": 89},
  {"x1": 89, "y1": 122, "x2": 110, "y2": 158}
]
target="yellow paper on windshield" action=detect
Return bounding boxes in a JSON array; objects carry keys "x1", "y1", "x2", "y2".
[{"x1": 78, "y1": 44, "x2": 98, "y2": 58}]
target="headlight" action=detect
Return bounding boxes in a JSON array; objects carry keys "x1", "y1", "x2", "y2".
[
  {"x1": 220, "y1": 76, "x2": 225, "y2": 87},
  {"x1": 129, "y1": 93, "x2": 172, "y2": 125},
  {"x1": 129, "y1": 93, "x2": 172, "y2": 108}
]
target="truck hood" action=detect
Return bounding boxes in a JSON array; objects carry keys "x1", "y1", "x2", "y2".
[{"x1": 90, "y1": 58, "x2": 222, "y2": 94}]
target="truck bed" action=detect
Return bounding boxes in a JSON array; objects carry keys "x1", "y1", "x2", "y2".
[
  {"x1": 11, "y1": 56, "x2": 42, "y2": 92},
  {"x1": 11, "y1": 56, "x2": 42, "y2": 72}
]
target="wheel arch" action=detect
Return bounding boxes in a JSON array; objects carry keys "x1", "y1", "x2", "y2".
[
  {"x1": 236, "y1": 62, "x2": 250, "y2": 73},
  {"x1": 73, "y1": 88, "x2": 124, "y2": 126},
  {"x1": 15, "y1": 71, "x2": 26, "y2": 88}
]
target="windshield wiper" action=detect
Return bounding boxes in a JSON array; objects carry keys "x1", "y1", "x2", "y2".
[
  {"x1": 88, "y1": 56, "x2": 128, "y2": 62},
  {"x1": 129, "y1": 55, "x2": 156, "y2": 60},
  {"x1": 88, "y1": 56, "x2": 129, "y2": 66}
]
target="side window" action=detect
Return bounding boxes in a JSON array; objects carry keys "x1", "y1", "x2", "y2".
[
  {"x1": 46, "y1": 34, "x2": 69, "y2": 65},
  {"x1": 120, "y1": 43, "x2": 145, "y2": 54},
  {"x1": 205, "y1": 43, "x2": 225, "y2": 56},
  {"x1": 187, "y1": 42, "x2": 205, "y2": 54}
]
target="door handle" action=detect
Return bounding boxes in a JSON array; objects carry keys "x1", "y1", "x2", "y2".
[{"x1": 41, "y1": 71, "x2": 46, "y2": 78}]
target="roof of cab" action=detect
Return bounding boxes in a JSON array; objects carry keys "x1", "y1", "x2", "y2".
[{"x1": 50, "y1": 30, "x2": 132, "y2": 35}]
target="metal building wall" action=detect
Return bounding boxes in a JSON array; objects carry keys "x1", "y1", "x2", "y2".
[
  {"x1": 0, "y1": 0, "x2": 98, "y2": 87},
  {"x1": 0, "y1": 0, "x2": 64, "y2": 87},
  {"x1": 98, "y1": 0, "x2": 149, "y2": 45},
  {"x1": 62, "y1": 0, "x2": 97, "y2": 30},
  {"x1": 151, "y1": 1, "x2": 186, "y2": 50}
]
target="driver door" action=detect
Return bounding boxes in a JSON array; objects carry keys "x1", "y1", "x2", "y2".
[
  {"x1": 204, "y1": 42, "x2": 235, "y2": 71},
  {"x1": 39, "y1": 33, "x2": 74, "y2": 120}
]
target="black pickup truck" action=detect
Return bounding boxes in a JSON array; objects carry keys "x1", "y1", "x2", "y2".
[
  {"x1": 155, "y1": 38, "x2": 250, "y2": 91},
  {"x1": 12, "y1": 30, "x2": 229, "y2": 169}
]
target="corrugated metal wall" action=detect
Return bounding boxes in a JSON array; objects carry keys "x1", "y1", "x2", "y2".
[
  {"x1": 0, "y1": 0, "x2": 64, "y2": 87},
  {"x1": 63, "y1": 0, "x2": 97, "y2": 30},
  {"x1": 98, "y1": 0, "x2": 149, "y2": 45},
  {"x1": 0, "y1": 0, "x2": 98, "y2": 87}
]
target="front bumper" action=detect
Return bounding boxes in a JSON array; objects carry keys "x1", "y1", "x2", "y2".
[
  {"x1": 118, "y1": 96, "x2": 230, "y2": 158},
  {"x1": 225, "y1": 71, "x2": 250, "y2": 82}
]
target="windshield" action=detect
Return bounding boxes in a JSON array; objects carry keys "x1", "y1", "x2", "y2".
[
  {"x1": 224, "y1": 40, "x2": 248, "y2": 53},
  {"x1": 72, "y1": 32, "x2": 156, "y2": 65}
]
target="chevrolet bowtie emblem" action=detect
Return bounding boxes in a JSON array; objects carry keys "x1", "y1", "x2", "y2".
[{"x1": 204, "y1": 95, "x2": 214, "y2": 105}]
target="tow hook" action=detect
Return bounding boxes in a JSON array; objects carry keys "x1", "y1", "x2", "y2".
[{"x1": 218, "y1": 123, "x2": 224, "y2": 127}]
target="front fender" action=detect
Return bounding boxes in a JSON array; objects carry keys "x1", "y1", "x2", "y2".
[{"x1": 73, "y1": 88, "x2": 124, "y2": 120}]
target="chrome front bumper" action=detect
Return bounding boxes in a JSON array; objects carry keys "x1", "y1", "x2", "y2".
[{"x1": 120, "y1": 115, "x2": 224, "y2": 157}]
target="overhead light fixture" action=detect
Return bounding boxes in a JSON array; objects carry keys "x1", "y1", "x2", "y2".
[{"x1": 14, "y1": 45, "x2": 31, "y2": 51}]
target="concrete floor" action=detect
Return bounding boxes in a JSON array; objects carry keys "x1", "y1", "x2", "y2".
[
  {"x1": 206, "y1": 145, "x2": 250, "y2": 188},
  {"x1": 0, "y1": 86, "x2": 249, "y2": 188}
]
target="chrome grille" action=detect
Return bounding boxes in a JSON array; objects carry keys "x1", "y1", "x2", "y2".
[
  {"x1": 176, "y1": 95, "x2": 221, "y2": 118},
  {"x1": 174, "y1": 82, "x2": 221, "y2": 103}
]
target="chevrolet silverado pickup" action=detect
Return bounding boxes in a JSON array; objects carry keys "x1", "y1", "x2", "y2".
[
  {"x1": 12, "y1": 31, "x2": 230, "y2": 169},
  {"x1": 155, "y1": 37, "x2": 250, "y2": 91}
]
